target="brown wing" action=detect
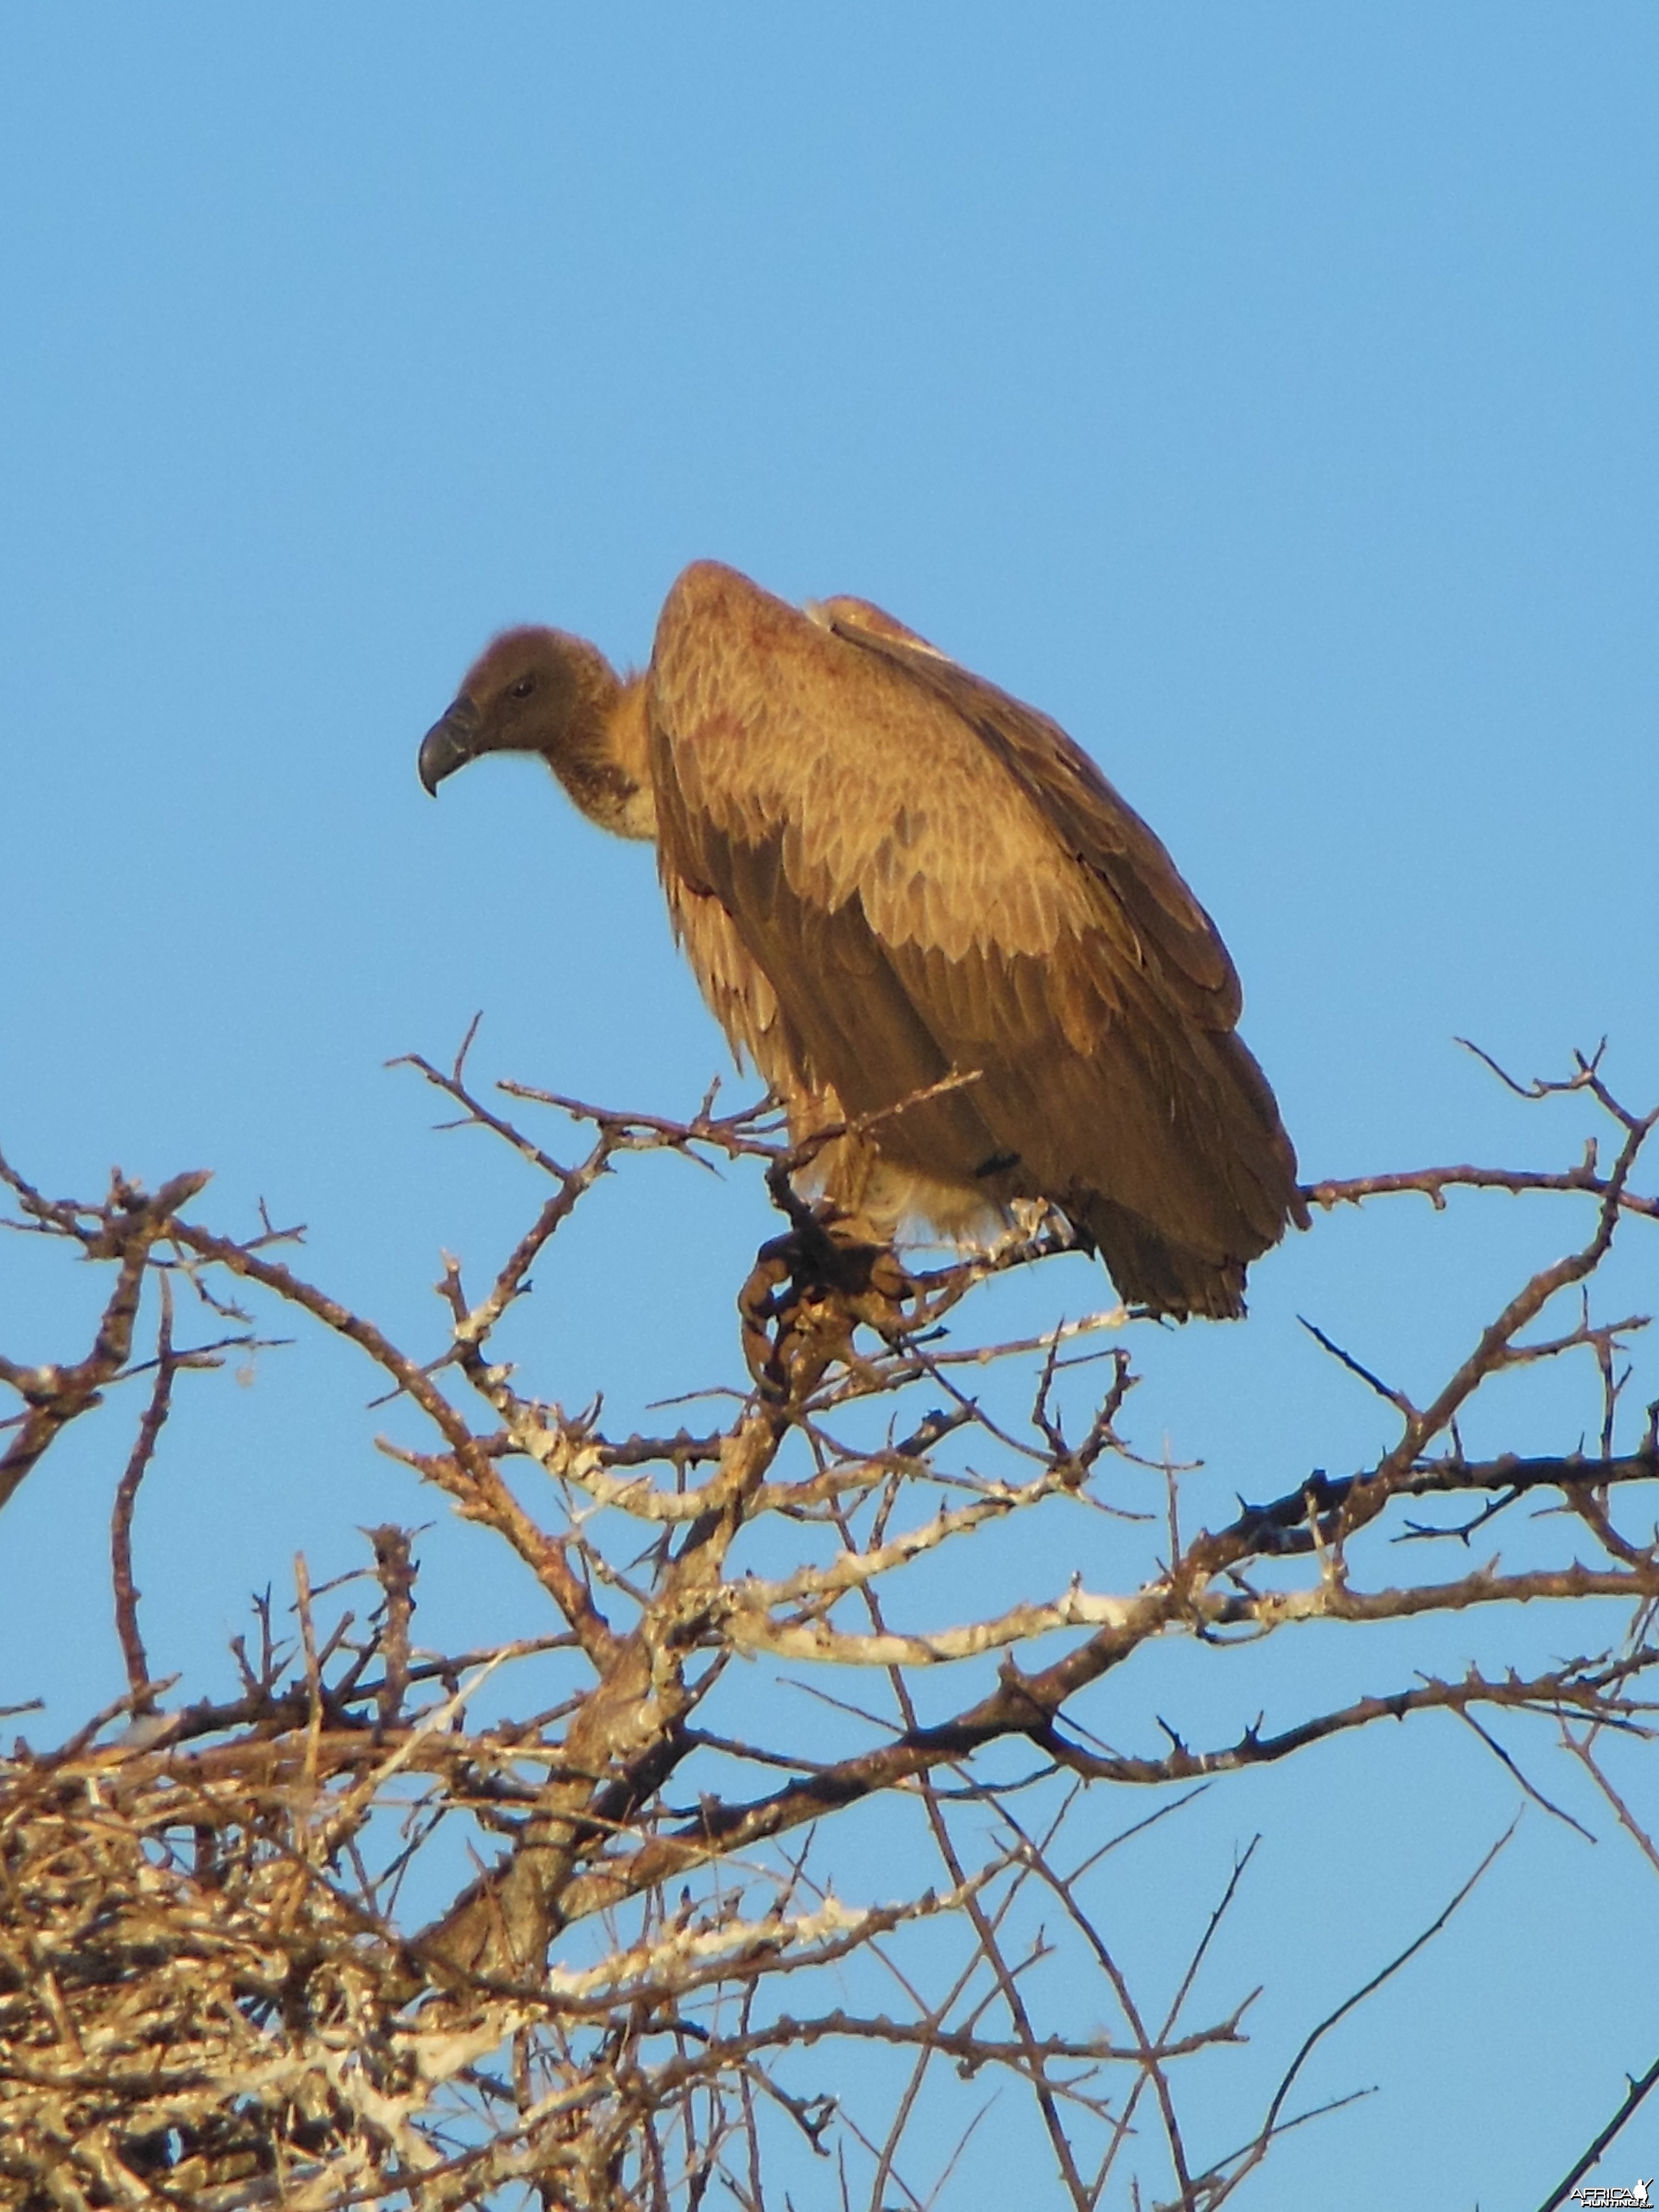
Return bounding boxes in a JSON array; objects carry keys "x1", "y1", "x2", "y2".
[
  {"x1": 656, "y1": 864, "x2": 838, "y2": 1137},
  {"x1": 648, "y1": 561, "x2": 1303, "y2": 1316},
  {"x1": 819, "y1": 602, "x2": 1244, "y2": 1028}
]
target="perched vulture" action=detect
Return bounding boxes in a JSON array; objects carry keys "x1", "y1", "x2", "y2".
[{"x1": 418, "y1": 562, "x2": 1305, "y2": 1317}]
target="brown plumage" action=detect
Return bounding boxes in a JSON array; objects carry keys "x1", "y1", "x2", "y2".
[{"x1": 418, "y1": 561, "x2": 1305, "y2": 1316}]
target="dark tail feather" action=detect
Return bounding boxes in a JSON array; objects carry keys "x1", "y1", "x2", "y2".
[{"x1": 1075, "y1": 1196, "x2": 1249, "y2": 1321}]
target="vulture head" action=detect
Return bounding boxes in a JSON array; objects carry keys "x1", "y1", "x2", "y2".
[{"x1": 418, "y1": 626, "x2": 655, "y2": 841}]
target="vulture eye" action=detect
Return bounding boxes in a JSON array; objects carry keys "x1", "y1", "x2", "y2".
[{"x1": 509, "y1": 675, "x2": 537, "y2": 699}]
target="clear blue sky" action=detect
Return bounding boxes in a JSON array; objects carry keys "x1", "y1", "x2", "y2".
[{"x1": 3, "y1": 8, "x2": 1657, "y2": 2206}]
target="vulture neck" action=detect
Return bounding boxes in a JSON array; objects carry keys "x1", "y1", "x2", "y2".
[{"x1": 553, "y1": 666, "x2": 656, "y2": 843}]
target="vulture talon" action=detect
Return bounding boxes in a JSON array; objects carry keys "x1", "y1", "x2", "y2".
[{"x1": 736, "y1": 1223, "x2": 921, "y2": 1402}]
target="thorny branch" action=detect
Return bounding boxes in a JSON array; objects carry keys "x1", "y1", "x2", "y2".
[{"x1": 1, "y1": 1044, "x2": 1657, "y2": 2209}]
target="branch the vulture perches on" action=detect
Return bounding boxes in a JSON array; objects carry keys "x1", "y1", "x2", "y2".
[{"x1": 419, "y1": 561, "x2": 1305, "y2": 1317}]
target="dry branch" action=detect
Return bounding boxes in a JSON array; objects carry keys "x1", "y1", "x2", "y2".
[{"x1": 2, "y1": 1048, "x2": 1657, "y2": 2208}]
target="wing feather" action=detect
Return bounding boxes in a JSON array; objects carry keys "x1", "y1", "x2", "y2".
[{"x1": 822, "y1": 611, "x2": 1244, "y2": 1024}]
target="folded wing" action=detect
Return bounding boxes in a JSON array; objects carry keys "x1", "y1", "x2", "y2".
[{"x1": 647, "y1": 561, "x2": 1304, "y2": 1316}]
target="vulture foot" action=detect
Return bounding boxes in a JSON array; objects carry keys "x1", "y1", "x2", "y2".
[{"x1": 739, "y1": 1213, "x2": 919, "y2": 1403}]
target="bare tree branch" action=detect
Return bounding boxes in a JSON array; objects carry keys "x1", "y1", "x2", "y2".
[{"x1": 2, "y1": 1046, "x2": 1656, "y2": 2208}]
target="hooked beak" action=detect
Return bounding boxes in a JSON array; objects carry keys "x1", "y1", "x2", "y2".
[{"x1": 418, "y1": 696, "x2": 482, "y2": 795}]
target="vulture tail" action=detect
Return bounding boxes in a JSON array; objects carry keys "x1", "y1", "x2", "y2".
[{"x1": 1074, "y1": 1197, "x2": 1250, "y2": 1322}]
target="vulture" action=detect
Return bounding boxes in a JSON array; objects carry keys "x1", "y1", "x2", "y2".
[{"x1": 418, "y1": 561, "x2": 1305, "y2": 1317}]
